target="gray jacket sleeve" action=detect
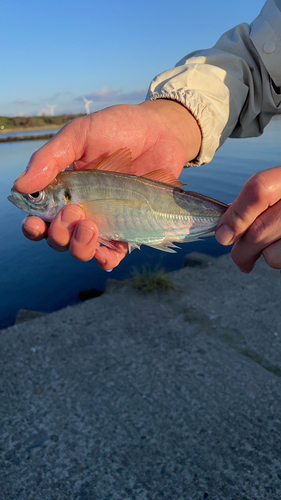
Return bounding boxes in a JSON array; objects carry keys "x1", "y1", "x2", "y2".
[{"x1": 146, "y1": 0, "x2": 281, "y2": 165}]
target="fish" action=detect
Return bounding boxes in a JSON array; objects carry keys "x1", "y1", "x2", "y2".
[{"x1": 8, "y1": 147, "x2": 228, "y2": 253}]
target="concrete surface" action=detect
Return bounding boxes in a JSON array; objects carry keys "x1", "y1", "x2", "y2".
[{"x1": 1, "y1": 252, "x2": 281, "y2": 500}]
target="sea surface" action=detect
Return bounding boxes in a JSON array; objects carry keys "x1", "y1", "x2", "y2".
[{"x1": 1, "y1": 119, "x2": 281, "y2": 328}]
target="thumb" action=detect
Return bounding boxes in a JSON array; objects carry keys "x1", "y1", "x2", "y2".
[
  {"x1": 14, "y1": 118, "x2": 86, "y2": 194},
  {"x1": 215, "y1": 167, "x2": 281, "y2": 246}
]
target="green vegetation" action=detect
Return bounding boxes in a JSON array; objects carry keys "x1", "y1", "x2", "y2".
[
  {"x1": 0, "y1": 114, "x2": 84, "y2": 131},
  {"x1": 131, "y1": 265, "x2": 173, "y2": 293}
]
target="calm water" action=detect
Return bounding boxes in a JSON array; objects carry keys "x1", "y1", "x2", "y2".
[{"x1": 1, "y1": 119, "x2": 281, "y2": 328}]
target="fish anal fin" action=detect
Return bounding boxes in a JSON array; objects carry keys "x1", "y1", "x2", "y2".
[
  {"x1": 146, "y1": 240, "x2": 181, "y2": 253},
  {"x1": 128, "y1": 242, "x2": 141, "y2": 253},
  {"x1": 141, "y1": 169, "x2": 185, "y2": 189},
  {"x1": 93, "y1": 148, "x2": 134, "y2": 174}
]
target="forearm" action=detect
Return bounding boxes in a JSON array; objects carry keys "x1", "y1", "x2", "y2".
[{"x1": 146, "y1": 0, "x2": 281, "y2": 166}]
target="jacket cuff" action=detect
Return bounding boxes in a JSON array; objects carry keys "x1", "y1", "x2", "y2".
[{"x1": 146, "y1": 89, "x2": 220, "y2": 167}]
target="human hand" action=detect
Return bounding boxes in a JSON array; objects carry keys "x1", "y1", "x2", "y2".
[
  {"x1": 14, "y1": 100, "x2": 201, "y2": 270},
  {"x1": 215, "y1": 166, "x2": 281, "y2": 273}
]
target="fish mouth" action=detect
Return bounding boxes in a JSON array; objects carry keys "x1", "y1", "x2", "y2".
[
  {"x1": 7, "y1": 194, "x2": 19, "y2": 207},
  {"x1": 7, "y1": 188, "x2": 30, "y2": 213}
]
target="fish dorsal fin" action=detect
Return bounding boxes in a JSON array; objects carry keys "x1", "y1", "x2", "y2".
[
  {"x1": 93, "y1": 148, "x2": 134, "y2": 174},
  {"x1": 141, "y1": 169, "x2": 185, "y2": 188}
]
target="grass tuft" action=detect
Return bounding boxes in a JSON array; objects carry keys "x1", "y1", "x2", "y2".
[{"x1": 131, "y1": 265, "x2": 173, "y2": 293}]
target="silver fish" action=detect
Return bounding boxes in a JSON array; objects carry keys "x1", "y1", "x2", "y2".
[{"x1": 8, "y1": 148, "x2": 227, "y2": 253}]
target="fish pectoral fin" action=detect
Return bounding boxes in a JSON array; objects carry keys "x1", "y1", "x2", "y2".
[
  {"x1": 146, "y1": 240, "x2": 181, "y2": 253},
  {"x1": 92, "y1": 148, "x2": 135, "y2": 174},
  {"x1": 97, "y1": 236, "x2": 121, "y2": 251},
  {"x1": 97, "y1": 238, "x2": 141, "y2": 254}
]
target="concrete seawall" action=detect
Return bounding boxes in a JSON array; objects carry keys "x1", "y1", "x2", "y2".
[{"x1": 1, "y1": 252, "x2": 281, "y2": 499}]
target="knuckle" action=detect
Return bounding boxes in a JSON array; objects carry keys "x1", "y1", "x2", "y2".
[
  {"x1": 246, "y1": 171, "x2": 269, "y2": 202},
  {"x1": 246, "y1": 216, "x2": 267, "y2": 244},
  {"x1": 222, "y1": 203, "x2": 248, "y2": 237},
  {"x1": 229, "y1": 204, "x2": 247, "y2": 225}
]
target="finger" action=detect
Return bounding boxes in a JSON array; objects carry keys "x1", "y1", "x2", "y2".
[
  {"x1": 95, "y1": 242, "x2": 128, "y2": 271},
  {"x1": 22, "y1": 216, "x2": 48, "y2": 241},
  {"x1": 231, "y1": 199, "x2": 281, "y2": 273},
  {"x1": 69, "y1": 220, "x2": 100, "y2": 261},
  {"x1": 216, "y1": 166, "x2": 281, "y2": 246},
  {"x1": 14, "y1": 117, "x2": 88, "y2": 194},
  {"x1": 47, "y1": 205, "x2": 85, "y2": 251},
  {"x1": 262, "y1": 239, "x2": 281, "y2": 270}
]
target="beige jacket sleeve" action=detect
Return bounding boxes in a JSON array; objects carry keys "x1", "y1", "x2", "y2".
[{"x1": 146, "y1": 0, "x2": 281, "y2": 166}]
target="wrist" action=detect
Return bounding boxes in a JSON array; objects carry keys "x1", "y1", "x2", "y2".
[{"x1": 140, "y1": 99, "x2": 202, "y2": 164}]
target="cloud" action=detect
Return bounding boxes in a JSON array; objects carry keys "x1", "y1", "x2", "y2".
[
  {"x1": 47, "y1": 91, "x2": 74, "y2": 100},
  {"x1": 94, "y1": 86, "x2": 113, "y2": 98},
  {"x1": 13, "y1": 98, "x2": 30, "y2": 104},
  {"x1": 76, "y1": 87, "x2": 147, "y2": 105},
  {"x1": 2, "y1": 87, "x2": 147, "y2": 117}
]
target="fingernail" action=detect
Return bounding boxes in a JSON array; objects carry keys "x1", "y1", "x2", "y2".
[
  {"x1": 74, "y1": 225, "x2": 94, "y2": 245},
  {"x1": 22, "y1": 224, "x2": 40, "y2": 239},
  {"x1": 215, "y1": 224, "x2": 234, "y2": 245},
  {"x1": 237, "y1": 266, "x2": 249, "y2": 274},
  {"x1": 237, "y1": 263, "x2": 254, "y2": 274},
  {"x1": 61, "y1": 208, "x2": 82, "y2": 228},
  {"x1": 14, "y1": 171, "x2": 27, "y2": 184},
  {"x1": 106, "y1": 269, "x2": 113, "y2": 273}
]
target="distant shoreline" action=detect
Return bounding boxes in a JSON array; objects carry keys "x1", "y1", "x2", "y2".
[
  {"x1": 0, "y1": 124, "x2": 64, "y2": 134},
  {"x1": 0, "y1": 132, "x2": 57, "y2": 143}
]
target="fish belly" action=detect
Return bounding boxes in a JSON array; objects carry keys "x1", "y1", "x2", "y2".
[{"x1": 71, "y1": 174, "x2": 224, "y2": 251}]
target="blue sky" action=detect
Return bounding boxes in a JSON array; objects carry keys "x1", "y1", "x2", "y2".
[{"x1": 1, "y1": 0, "x2": 265, "y2": 117}]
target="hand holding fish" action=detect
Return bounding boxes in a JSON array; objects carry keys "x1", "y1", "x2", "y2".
[
  {"x1": 13, "y1": 100, "x2": 202, "y2": 270},
  {"x1": 215, "y1": 166, "x2": 281, "y2": 273}
]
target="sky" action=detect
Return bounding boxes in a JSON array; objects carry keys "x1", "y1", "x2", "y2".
[{"x1": 1, "y1": 0, "x2": 265, "y2": 117}]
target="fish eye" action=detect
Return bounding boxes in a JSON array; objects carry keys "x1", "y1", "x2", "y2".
[
  {"x1": 64, "y1": 190, "x2": 71, "y2": 202},
  {"x1": 28, "y1": 191, "x2": 44, "y2": 203}
]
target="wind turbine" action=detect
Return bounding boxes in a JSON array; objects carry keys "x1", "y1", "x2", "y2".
[
  {"x1": 47, "y1": 104, "x2": 57, "y2": 116},
  {"x1": 82, "y1": 96, "x2": 93, "y2": 115}
]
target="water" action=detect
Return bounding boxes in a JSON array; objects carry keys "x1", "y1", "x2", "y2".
[{"x1": 1, "y1": 119, "x2": 281, "y2": 328}]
